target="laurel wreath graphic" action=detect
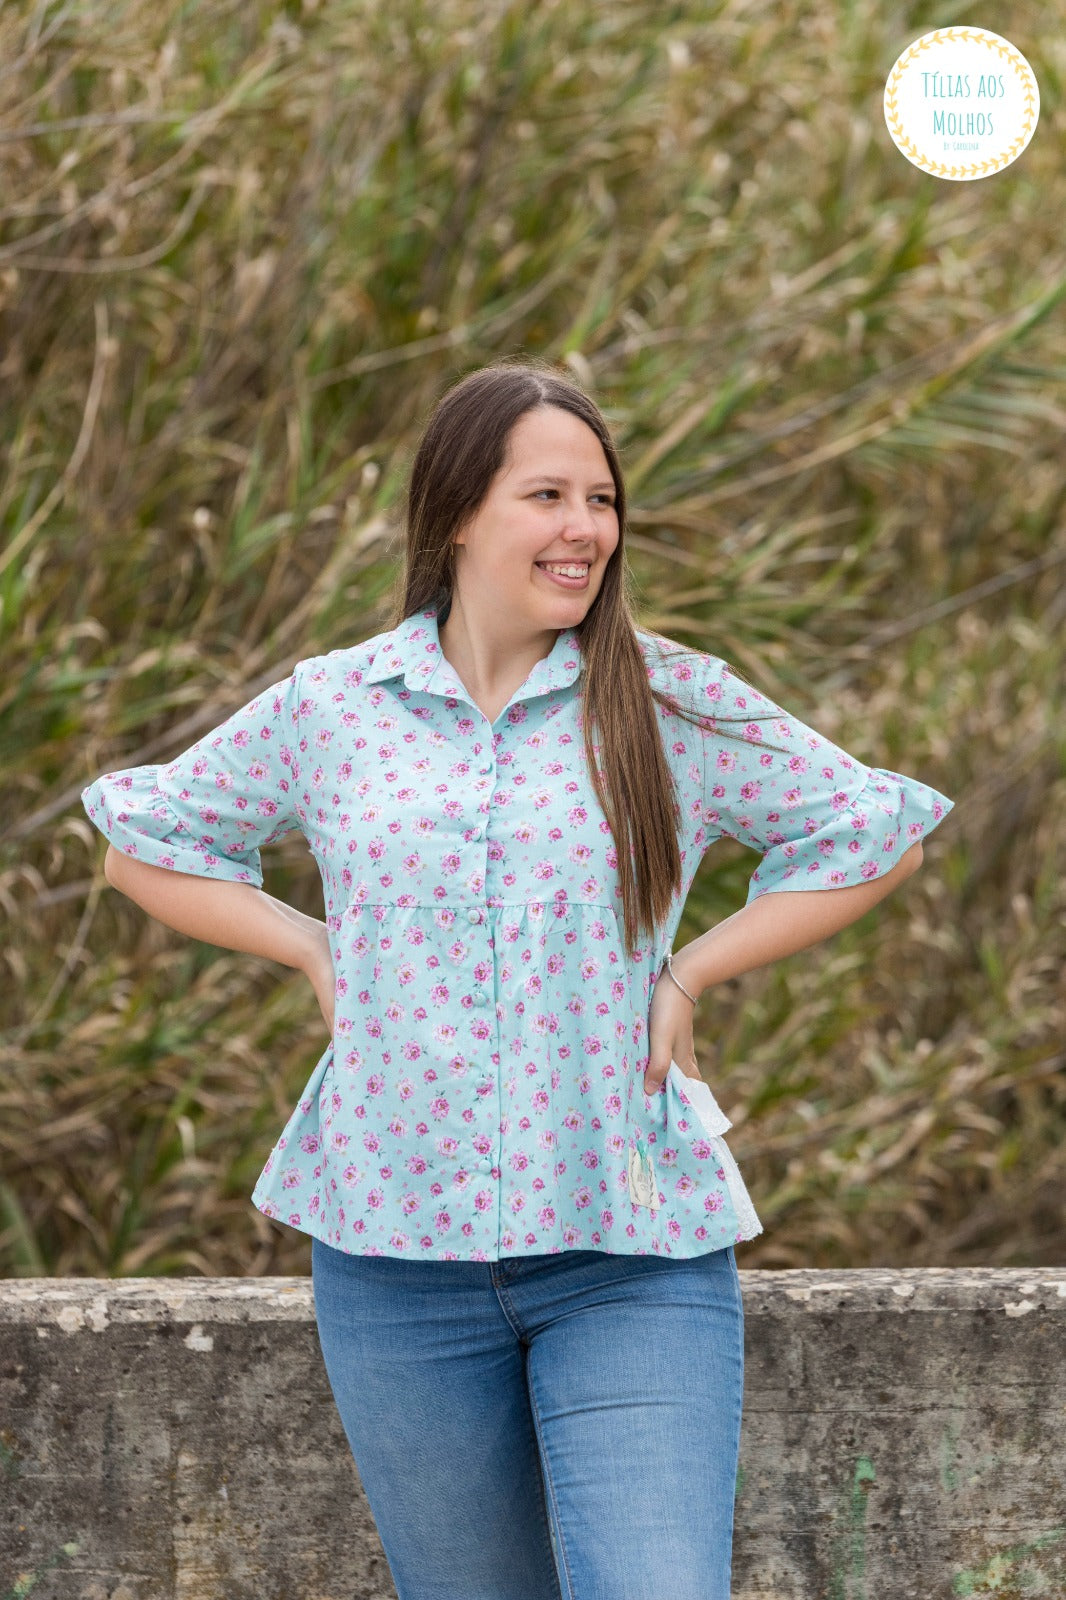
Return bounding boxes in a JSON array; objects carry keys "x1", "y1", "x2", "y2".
[{"x1": 883, "y1": 28, "x2": 1037, "y2": 179}]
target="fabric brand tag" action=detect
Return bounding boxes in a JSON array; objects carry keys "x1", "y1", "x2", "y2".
[{"x1": 628, "y1": 1137, "x2": 658, "y2": 1209}]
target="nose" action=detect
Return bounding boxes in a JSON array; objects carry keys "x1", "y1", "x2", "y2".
[{"x1": 563, "y1": 500, "x2": 601, "y2": 541}]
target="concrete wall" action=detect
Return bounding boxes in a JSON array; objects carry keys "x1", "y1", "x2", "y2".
[{"x1": 3, "y1": 1268, "x2": 1064, "y2": 1599}]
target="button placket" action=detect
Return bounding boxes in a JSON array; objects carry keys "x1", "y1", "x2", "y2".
[
  {"x1": 466, "y1": 772, "x2": 489, "y2": 990},
  {"x1": 454, "y1": 713, "x2": 504, "y2": 1185}
]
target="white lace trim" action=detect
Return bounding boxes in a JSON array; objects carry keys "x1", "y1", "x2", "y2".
[
  {"x1": 707, "y1": 1130, "x2": 764, "y2": 1241},
  {"x1": 668, "y1": 1063, "x2": 764, "y2": 1241}
]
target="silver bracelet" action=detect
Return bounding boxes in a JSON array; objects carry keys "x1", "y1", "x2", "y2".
[{"x1": 661, "y1": 950, "x2": 698, "y2": 1006}]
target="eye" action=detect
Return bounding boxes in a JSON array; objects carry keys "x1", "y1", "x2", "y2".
[{"x1": 532, "y1": 489, "x2": 616, "y2": 505}]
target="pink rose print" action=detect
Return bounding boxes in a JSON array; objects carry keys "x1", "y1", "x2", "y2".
[{"x1": 83, "y1": 612, "x2": 951, "y2": 1262}]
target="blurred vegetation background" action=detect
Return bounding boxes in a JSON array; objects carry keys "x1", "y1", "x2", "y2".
[{"x1": 1, "y1": 0, "x2": 1063, "y2": 1279}]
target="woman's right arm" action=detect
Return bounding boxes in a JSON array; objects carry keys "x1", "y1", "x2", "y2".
[
  {"x1": 84, "y1": 659, "x2": 336, "y2": 1025},
  {"x1": 103, "y1": 847, "x2": 335, "y2": 1028}
]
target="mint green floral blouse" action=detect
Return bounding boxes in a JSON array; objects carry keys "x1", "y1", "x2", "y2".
[{"x1": 81, "y1": 607, "x2": 954, "y2": 1262}]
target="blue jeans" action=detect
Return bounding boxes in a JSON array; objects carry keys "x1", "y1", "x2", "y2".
[{"x1": 311, "y1": 1238, "x2": 744, "y2": 1600}]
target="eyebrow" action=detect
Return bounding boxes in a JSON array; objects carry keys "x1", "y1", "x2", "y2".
[{"x1": 517, "y1": 475, "x2": 616, "y2": 492}]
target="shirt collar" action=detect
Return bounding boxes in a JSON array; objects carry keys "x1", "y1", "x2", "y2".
[{"x1": 363, "y1": 606, "x2": 584, "y2": 700}]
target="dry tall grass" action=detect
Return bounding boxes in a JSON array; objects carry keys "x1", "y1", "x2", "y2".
[{"x1": 1, "y1": 0, "x2": 1063, "y2": 1276}]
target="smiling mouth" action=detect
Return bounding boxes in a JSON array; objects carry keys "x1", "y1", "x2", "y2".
[{"x1": 535, "y1": 561, "x2": 591, "y2": 577}]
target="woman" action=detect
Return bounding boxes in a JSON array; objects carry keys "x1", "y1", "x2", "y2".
[{"x1": 83, "y1": 357, "x2": 954, "y2": 1599}]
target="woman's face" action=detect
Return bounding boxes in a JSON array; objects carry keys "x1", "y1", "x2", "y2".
[{"x1": 452, "y1": 405, "x2": 620, "y2": 633}]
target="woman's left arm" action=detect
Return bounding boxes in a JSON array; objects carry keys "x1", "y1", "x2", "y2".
[
  {"x1": 682, "y1": 837, "x2": 923, "y2": 987},
  {"x1": 641, "y1": 647, "x2": 957, "y2": 1096},
  {"x1": 645, "y1": 840, "x2": 924, "y2": 1092}
]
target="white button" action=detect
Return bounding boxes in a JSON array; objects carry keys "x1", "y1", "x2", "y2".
[
  {"x1": 467, "y1": 908, "x2": 482, "y2": 924},
  {"x1": 472, "y1": 990, "x2": 487, "y2": 1007},
  {"x1": 471, "y1": 826, "x2": 484, "y2": 841}
]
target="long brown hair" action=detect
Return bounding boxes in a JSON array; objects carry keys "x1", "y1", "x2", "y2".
[{"x1": 386, "y1": 355, "x2": 778, "y2": 957}]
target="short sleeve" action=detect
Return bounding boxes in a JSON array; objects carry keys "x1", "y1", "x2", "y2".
[
  {"x1": 687, "y1": 654, "x2": 955, "y2": 903},
  {"x1": 81, "y1": 664, "x2": 306, "y2": 888}
]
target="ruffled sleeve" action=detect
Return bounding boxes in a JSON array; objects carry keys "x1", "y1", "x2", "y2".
[
  {"x1": 684, "y1": 652, "x2": 955, "y2": 903},
  {"x1": 81, "y1": 664, "x2": 306, "y2": 888}
]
